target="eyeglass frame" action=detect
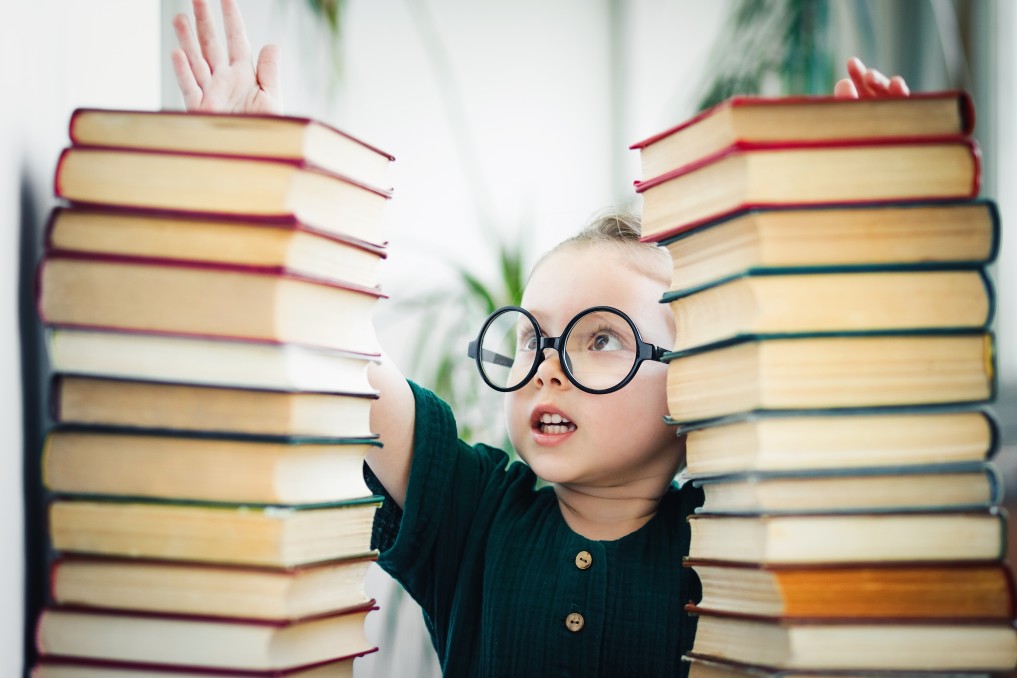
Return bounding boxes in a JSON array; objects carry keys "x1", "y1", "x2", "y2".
[{"x1": 466, "y1": 304, "x2": 669, "y2": 395}]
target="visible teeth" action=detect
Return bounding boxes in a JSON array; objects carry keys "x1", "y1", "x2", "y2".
[{"x1": 540, "y1": 413, "x2": 571, "y2": 424}]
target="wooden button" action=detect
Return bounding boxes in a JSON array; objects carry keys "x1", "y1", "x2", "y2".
[
  {"x1": 565, "y1": 612, "x2": 585, "y2": 632},
  {"x1": 575, "y1": 550, "x2": 592, "y2": 570}
]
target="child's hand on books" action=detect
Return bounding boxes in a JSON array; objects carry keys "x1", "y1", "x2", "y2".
[
  {"x1": 834, "y1": 57, "x2": 910, "y2": 99},
  {"x1": 170, "y1": 0, "x2": 282, "y2": 114}
]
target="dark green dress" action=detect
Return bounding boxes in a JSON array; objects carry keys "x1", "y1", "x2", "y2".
[{"x1": 366, "y1": 382, "x2": 703, "y2": 677}]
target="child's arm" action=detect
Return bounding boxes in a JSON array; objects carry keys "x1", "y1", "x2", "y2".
[{"x1": 171, "y1": 0, "x2": 417, "y2": 508}]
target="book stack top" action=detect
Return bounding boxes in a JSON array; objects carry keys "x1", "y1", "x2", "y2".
[
  {"x1": 631, "y1": 92, "x2": 1016, "y2": 676},
  {"x1": 33, "y1": 108, "x2": 394, "y2": 675}
]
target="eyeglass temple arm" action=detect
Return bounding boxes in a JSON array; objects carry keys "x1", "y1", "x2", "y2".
[{"x1": 467, "y1": 341, "x2": 515, "y2": 368}]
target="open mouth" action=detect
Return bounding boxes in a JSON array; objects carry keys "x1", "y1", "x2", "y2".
[{"x1": 535, "y1": 412, "x2": 577, "y2": 435}]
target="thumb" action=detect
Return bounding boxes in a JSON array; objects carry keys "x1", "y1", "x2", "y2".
[{"x1": 256, "y1": 44, "x2": 283, "y2": 108}]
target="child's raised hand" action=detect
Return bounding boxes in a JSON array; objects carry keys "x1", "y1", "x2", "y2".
[
  {"x1": 834, "y1": 57, "x2": 910, "y2": 99},
  {"x1": 171, "y1": 0, "x2": 282, "y2": 114}
]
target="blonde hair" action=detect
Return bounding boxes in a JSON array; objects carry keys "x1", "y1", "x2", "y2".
[{"x1": 534, "y1": 209, "x2": 670, "y2": 283}]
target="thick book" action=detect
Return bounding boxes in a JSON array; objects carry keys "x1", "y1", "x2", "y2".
[
  {"x1": 37, "y1": 253, "x2": 384, "y2": 354},
  {"x1": 43, "y1": 428, "x2": 378, "y2": 505},
  {"x1": 693, "y1": 463, "x2": 1001, "y2": 515},
  {"x1": 665, "y1": 332, "x2": 995, "y2": 424},
  {"x1": 635, "y1": 138, "x2": 980, "y2": 242},
  {"x1": 50, "y1": 555, "x2": 375, "y2": 621},
  {"x1": 679, "y1": 408, "x2": 999, "y2": 477},
  {"x1": 46, "y1": 207, "x2": 387, "y2": 290},
  {"x1": 33, "y1": 654, "x2": 370, "y2": 677},
  {"x1": 685, "y1": 560, "x2": 1016, "y2": 620},
  {"x1": 630, "y1": 92, "x2": 974, "y2": 183},
  {"x1": 46, "y1": 328, "x2": 377, "y2": 394},
  {"x1": 53, "y1": 146, "x2": 391, "y2": 247},
  {"x1": 658, "y1": 200, "x2": 999, "y2": 296},
  {"x1": 51, "y1": 375, "x2": 377, "y2": 439},
  {"x1": 69, "y1": 108, "x2": 393, "y2": 191},
  {"x1": 685, "y1": 609, "x2": 1017, "y2": 672},
  {"x1": 665, "y1": 268, "x2": 993, "y2": 355},
  {"x1": 687, "y1": 508, "x2": 1007, "y2": 565},
  {"x1": 683, "y1": 654, "x2": 1002, "y2": 678},
  {"x1": 35, "y1": 604, "x2": 376, "y2": 672},
  {"x1": 48, "y1": 497, "x2": 381, "y2": 567}
]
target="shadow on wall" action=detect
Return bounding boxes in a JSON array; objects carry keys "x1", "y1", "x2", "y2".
[{"x1": 19, "y1": 169, "x2": 49, "y2": 675}]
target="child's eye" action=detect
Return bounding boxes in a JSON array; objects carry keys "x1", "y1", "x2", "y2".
[
  {"x1": 517, "y1": 329, "x2": 538, "y2": 352},
  {"x1": 589, "y1": 330, "x2": 622, "y2": 352}
]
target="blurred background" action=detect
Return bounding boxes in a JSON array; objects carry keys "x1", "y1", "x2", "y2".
[{"x1": 3, "y1": 1, "x2": 1014, "y2": 675}]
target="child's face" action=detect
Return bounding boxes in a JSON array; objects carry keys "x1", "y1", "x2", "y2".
[{"x1": 505, "y1": 242, "x2": 683, "y2": 488}]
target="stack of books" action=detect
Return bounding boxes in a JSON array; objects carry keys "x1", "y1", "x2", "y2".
[
  {"x1": 631, "y1": 93, "x2": 1017, "y2": 675},
  {"x1": 32, "y1": 109, "x2": 395, "y2": 677}
]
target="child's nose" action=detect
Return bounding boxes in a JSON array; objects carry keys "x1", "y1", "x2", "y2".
[{"x1": 533, "y1": 348, "x2": 568, "y2": 389}]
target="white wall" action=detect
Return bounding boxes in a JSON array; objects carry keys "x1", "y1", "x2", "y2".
[{"x1": 2, "y1": 2, "x2": 160, "y2": 674}]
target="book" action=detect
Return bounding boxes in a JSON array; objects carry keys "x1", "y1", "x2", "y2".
[
  {"x1": 51, "y1": 376, "x2": 377, "y2": 439},
  {"x1": 634, "y1": 138, "x2": 980, "y2": 241},
  {"x1": 53, "y1": 147, "x2": 391, "y2": 247},
  {"x1": 46, "y1": 207, "x2": 387, "y2": 290},
  {"x1": 686, "y1": 610, "x2": 1017, "y2": 672},
  {"x1": 680, "y1": 409, "x2": 999, "y2": 477},
  {"x1": 35, "y1": 605, "x2": 376, "y2": 672},
  {"x1": 658, "y1": 200, "x2": 999, "y2": 296},
  {"x1": 68, "y1": 108, "x2": 393, "y2": 191},
  {"x1": 46, "y1": 328, "x2": 377, "y2": 394},
  {"x1": 693, "y1": 463, "x2": 1001, "y2": 515},
  {"x1": 42, "y1": 429, "x2": 378, "y2": 504},
  {"x1": 50, "y1": 555, "x2": 375, "y2": 621},
  {"x1": 37, "y1": 254, "x2": 383, "y2": 354},
  {"x1": 33, "y1": 654, "x2": 368, "y2": 677},
  {"x1": 683, "y1": 654, "x2": 1001, "y2": 678},
  {"x1": 49, "y1": 498, "x2": 380, "y2": 567},
  {"x1": 666, "y1": 268, "x2": 993, "y2": 355},
  {"x1": 686, "y1": 560, "x2": 1016, "y2": 620},
  {"x1": 631, "y1": 92, "x2": 974, "y2": 183},
  {"x1": 686, "y1": 509, "x2": 1006, "y2": 564},
  {"x1": 665, "y1": 333, "x2": 995, "y2": 424}
]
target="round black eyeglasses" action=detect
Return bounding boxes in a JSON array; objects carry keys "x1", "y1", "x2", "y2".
[{"x1": 466, "y1": 305, "x2": 668, "y2": 395}]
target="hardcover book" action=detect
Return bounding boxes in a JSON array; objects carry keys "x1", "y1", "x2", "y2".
[
  {"x1": 68, "y1": 108, "x2": 393, "y2": 191},
  {"x1": 54, "y1": 146, "x2": 391, "y2": 247},
  {"x1": 37, "y1": 253, "x2": 384, "y2": 354},
  {"x1": 686, "y1": 508, "x2": 1007, "y2": 565},
  {"x1": 630, "y1": 92, "x2": 974, "y2": 183},
  {"x1": 35, "y1": 604, "x2": 376, "y2": 672},
  {"x1": 48, "y1": 497, "x2": 381, "y2": 567},
  {"x1": 665, "y1": 332, "x2": 995, "y2": 424},
  {"x1": 46, "y1": 328, "x2": 378, "y2": 394},
  {"x1": 50, "y1": 555, "x2": 376, "y2": 621},
  {"x1": 51, "y1": 376, "x2": 377, "y2": 439},
  {"x1": 679, "y1": 408, "x2": 999, "y2": 477},
  {"x1": 43, "y1": 428, "x2": 379, "y2": 505},
  {"x1": 46, "y1": 207, "x2": 387, "y2": 290},
  {"x1": 635, "y1": 138, "x2": 980, "y2": 242},
  {"x1": 657, "y1": 200, "x2": 998, "y2": 295}
]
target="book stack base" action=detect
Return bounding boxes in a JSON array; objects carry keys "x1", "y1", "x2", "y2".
[
  {"x1": 32, "y1": 109, "x2": 396, "y2": 675},
  {"x1": 631, "y1": 93, "x2": 1017, "y2": 675}
]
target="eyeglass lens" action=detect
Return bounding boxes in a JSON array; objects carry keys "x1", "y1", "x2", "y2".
[{"x1": 476, "y1": 308, "x2": 640, "y2": 391}]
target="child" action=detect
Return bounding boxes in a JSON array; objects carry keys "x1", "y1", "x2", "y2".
[{"x1": 171, "y1": 2, "x2": 910, "y2": 674}]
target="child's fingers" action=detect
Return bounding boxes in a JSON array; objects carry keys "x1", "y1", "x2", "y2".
[
  {"x1": 171, "y1": 48, "x2": 204, "y2": 110},
  {"x1": 863, "y1": 68, "x2": 892, "y2": 95},
  {"x1": 833, "y1": 77, "x2": 859, "y2": 99},
  {"x1": 256, "y1": 44, "x2": 283, "y2": 104},
  {"x1": 172, "y1": 13, "x2": 212, "y2": 87},
  {"x1": 192, "y1": 0, "x2": 227, "y2": 71},
  {"x1": 888, "y1": 75, "x2": 910, "y2": 97},
  {"x1": 221, "y1": 0, "x2": 252, "y2": 66}
]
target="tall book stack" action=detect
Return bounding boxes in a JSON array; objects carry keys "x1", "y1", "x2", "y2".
[
  {"x1": 31, "y1": 109, "x2": 395, "y2": 677},
  {"x1": 631, "y1": 93, "x2": 1017, "y2": 676}
]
